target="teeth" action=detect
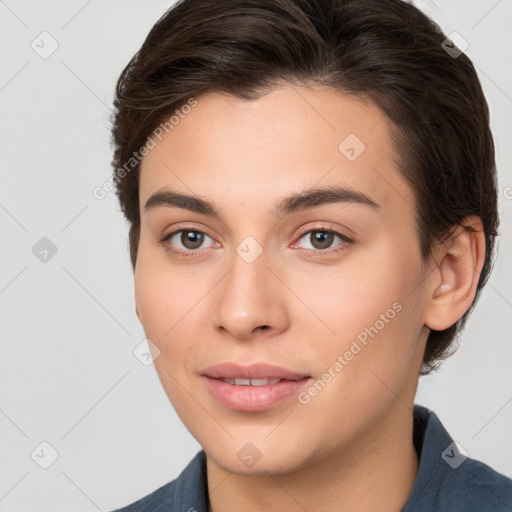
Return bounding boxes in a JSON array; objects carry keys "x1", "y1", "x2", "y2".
[{"x1": 220, "y1": 377, "x2": 282, "y2": 386}]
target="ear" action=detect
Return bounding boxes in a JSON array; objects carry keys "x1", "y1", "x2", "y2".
[{"x1": 423, "y1": 216, "x2": 486, "y2": 331}]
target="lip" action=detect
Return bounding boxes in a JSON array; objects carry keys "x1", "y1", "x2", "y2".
[
  {"x1": 201, "y1": 362, "x2": 310, "y2": 380},
  {"x1": 201, "y1": 362, "x2": 312, "y2": 412}
]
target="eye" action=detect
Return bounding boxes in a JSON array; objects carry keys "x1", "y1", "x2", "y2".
[
  {"x1": 159, "y1": 226, "x2": 352, "y2": 258},
  {"x1": 159, "y1": 228, "x2": 218, "y2": 257},
  {"x1": 293, "y1": 228, "x2": 352, "y2": 255}
]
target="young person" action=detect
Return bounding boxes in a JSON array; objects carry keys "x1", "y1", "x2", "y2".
[{"x1": 109, "y1": 0, "x2": 512, "y2": 510}]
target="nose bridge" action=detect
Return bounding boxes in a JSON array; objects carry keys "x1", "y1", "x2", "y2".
[{"x1": 214, "y1": 239, "x2": 288, "y2": 339}]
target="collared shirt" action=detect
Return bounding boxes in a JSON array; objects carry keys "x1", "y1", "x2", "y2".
[{"x1": 111, "y1": 405, "x2": 512, "y2": 511}]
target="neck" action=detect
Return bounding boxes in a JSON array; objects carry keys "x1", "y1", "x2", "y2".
[{"x1": 206, "y1": 402, "x2": 419, "y2": 512}]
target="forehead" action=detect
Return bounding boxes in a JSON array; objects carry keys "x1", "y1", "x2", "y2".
[{"x1": 139, "y1": 85, "x2": 414, "y2": 218}]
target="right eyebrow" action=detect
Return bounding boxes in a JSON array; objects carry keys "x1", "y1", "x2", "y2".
[{"x1": 144, "y1": 189, "x2": 220, "y2": 217}]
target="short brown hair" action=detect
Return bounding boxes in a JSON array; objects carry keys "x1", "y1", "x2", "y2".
[{"x1": 110, "y1": 0, "x2": 499, "y2": 374}]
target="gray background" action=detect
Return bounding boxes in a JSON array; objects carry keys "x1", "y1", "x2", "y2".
[{"x1": 0, "y1": 1, "x2": 511, "y2": 510}]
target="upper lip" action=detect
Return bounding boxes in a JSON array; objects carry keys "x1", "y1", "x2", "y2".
[{"x1": 201, "y1": 362, "x2": 310, "y2": 381}]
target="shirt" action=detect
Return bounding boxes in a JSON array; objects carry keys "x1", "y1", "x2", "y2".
[{"x1": 111, "y1": 404, "x2": 512, "y2": 511}]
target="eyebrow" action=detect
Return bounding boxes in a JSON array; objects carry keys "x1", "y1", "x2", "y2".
[{"x1": 143, "y1": 185, "x2": 380, "y2": 218}]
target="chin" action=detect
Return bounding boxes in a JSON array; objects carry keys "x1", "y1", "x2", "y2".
[{"x1": 203, "y1": 436, "x2": 315, "y2": 476}]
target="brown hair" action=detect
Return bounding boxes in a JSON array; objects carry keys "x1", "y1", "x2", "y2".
[{"x1": 110, "y1": 0, "x2": 499, "y2": 374}]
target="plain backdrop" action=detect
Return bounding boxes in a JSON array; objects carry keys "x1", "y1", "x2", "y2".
[{"x1": 1, "y1": 1, "x2": 511, "y2": 511}]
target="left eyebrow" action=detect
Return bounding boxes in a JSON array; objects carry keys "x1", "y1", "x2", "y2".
[
  {"x1": 143, "y1": 185, "x2": 380, "y2": 219},
  {"x1": 271, "y1": 185, "x2": 380, "y2": 217}
]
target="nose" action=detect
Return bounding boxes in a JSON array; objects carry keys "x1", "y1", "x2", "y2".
[{"x1": 214, "y1": 247, "x2": 290, "y2": 341}]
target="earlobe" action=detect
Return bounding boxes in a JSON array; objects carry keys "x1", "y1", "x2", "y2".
[{"x1": 423, "y1": 216, "x2": 485, "y2": 331}]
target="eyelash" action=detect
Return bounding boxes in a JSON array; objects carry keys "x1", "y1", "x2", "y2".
[{"x1": 158, "y1": 226, "x2": 353, "y2": 259}]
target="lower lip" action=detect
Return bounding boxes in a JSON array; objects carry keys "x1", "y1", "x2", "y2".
[{"x1": 203, "y1": 376, "x2": 312, "y2": 412}]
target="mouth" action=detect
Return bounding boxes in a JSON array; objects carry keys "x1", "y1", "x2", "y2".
[
  {"x1": 200, "y1": 362, "x2": 312, "y2": 412},
  {"x1": 215, "y1": 377, "x2": 304, "y2": 386},
  {"x1": 201, "y1": 361, "x2": 310, "y2": 381}
]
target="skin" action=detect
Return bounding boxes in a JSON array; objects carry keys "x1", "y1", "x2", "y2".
[{"x1": 134, "y1": 84, "x2": 485, "y2": 512}]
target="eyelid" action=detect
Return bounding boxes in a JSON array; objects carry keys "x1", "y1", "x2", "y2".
[
  {"x1": 160, "y1": 222, "x2": 216, "y2": 243},
  {"x1": 293, "y1": 222, "x2": 353, "y2": 243},
  {"x1": 160, "y1": 228, "x2": 217, "y2": 246}
]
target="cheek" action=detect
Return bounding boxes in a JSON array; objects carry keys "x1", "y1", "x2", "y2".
[
  {"x1": 134, "y1": 248, "x2": 212, "y2": 370},
  {"x1": 292, "y1": 295, "x2": 423, "y2": 440},
  {"x1": 134, "y1": 259, "x2": 199, "y2": 404},
  {"x1": 287, "y1": 247, "x2": 407, "y2": 344},
  {"x1": 134, "y1": 236, "x2": 194, "y2": 325},
  {"x1": 134, "y1": 247, "x2": 183, "y2": 347},
  {"x1": 293, "y1": 244, "x2": 424, "y2": 394}
]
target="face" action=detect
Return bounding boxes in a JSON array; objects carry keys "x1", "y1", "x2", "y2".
[{"x1": 135, "y1": 84, "x2": 431, "y2": 475}]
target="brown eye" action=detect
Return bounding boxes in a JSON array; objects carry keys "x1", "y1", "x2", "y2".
[
  {"x1": 160, "y1": 228, "x2": 216, "y2": 255},
  {"x1": 293, "y1": 228, "x2": 352, "y2": 256},
  {"x1": 309, "y1": 231, "x2": 334, "y2": 249},
  {"x1": 180, "y1": 230, "x2": 204, "y2": 249}
]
